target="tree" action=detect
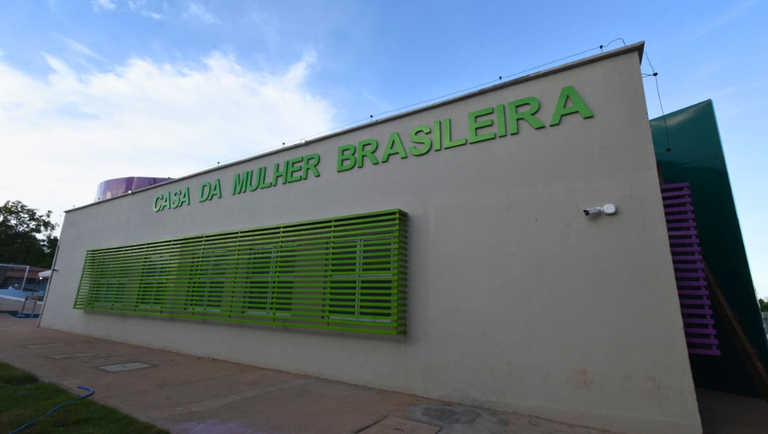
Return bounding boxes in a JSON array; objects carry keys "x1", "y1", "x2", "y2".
[
  {"x1": 0, "y1": 200, "x2": 59, "y2": 268},
  {"x1": 759, "y1": 298, "x2": 768, "y2": 313}
]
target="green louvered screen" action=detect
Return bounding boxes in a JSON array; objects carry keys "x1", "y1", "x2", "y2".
[{"x1": 73, "y1": 209, "x2": 407, "y2": 335}]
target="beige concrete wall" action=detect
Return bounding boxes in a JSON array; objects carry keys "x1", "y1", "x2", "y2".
[{"x1": 40, "y1": 44, "x2": 702, "y2": 434}]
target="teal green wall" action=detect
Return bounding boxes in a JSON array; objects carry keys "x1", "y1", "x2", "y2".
[{"x1": 651, "y1": 100, "x2": 768, "y2": 397}]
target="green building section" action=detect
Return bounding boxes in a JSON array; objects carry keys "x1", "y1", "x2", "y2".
[{"x1": 651, "y1": 100, "x2": 768, "y2": 397}]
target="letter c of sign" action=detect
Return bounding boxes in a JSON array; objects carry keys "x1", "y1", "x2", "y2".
[{"x1": 153, "y1": 194, "x2": 164, "y2": 212}]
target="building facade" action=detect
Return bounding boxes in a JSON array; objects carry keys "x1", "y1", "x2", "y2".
[{"x1": 40, "y1": 43, "x2": 704, "y2": 434}]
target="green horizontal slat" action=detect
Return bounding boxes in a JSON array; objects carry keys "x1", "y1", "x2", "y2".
[
  {"x1": 87, "y1": 212, "x2": 406, "y2": 254},
  {"x1": 79, "y1": 249, "x2": 405, "y2": 272},
  {"x1": 75, "y1": 306, "x2": 406, "y2": 334},
  {"x1": 74, "y1": 209, "x2": 407, "y2": 335},
  {"x1": 86, "y1": 228, "x2": 405, "y2": 260}
]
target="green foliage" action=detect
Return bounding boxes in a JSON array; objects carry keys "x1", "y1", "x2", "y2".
[
  {"x1": 0, "y1": 200, "x2": 58, "y2": 268},
  {"x1": 759, "y1": 298, "x2": 768, "y2": 313},
  {"x1": 0, "y1": 362, "x2": 168, "y2": 434}
]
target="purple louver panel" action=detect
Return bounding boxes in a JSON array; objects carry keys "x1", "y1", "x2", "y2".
[{"x1": 661, "y1": 182, "x2": 721, "y2": 356}]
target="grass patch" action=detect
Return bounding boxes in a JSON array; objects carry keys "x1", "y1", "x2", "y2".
[
  {"x1": 0, "y1": 364, "x2": 38, "y2": 387},
  {"x1": 0, "y1": 362, "x2": 168, "y2": 434}
]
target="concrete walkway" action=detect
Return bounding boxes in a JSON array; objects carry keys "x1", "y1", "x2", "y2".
[{"x1": 1, "y1": 298, "x2": 766, "y2": 434}]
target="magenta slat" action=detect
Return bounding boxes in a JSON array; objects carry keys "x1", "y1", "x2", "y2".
[
  {"x1": 661, "y1": 182, "x2": 691, "y2": 190},
  {"x1": 662, "y1": 189, "x2": 692, "y2": 197},
  {"x1": 684, "y1": 328, "x2": 717, "y2": 335},
  {"x1": 672, "y1": 255, "x2": 703, "y2": 261},
  {"x1": 669, "y1": 238, "x2": 700, "y2": 244},
  {"x1": 686, "y1": 337, "x2": 719, "y2": 345},
  {"x1": 681, "y1": 308, "x2": 713, "y2": 315},
  {"x1": 671, "y1": 247, "x2": 702, "y2": 253},
  {"x1": 678, "y1": 290, "x2": 710, "y2": 296},
  {"x1": 672, "y1": 255, "x2": 702, "y2": 261},
  {"x1": 675, "y1": 271, "x2": 705, "y2": 278},
  {"x1": 673, "y1": 263, "x2": 704, "y2": 270},
  {"x1": 689, "y1": 348, "x2": 722, "y2": 356},
  {"x1": 683, "y1": 318, "x2": 715, "y2": 325},
  {"x1": 680, "y1": 299, "x2": 711, "y2": 306},
  {"x1": 668, "y1": 229, "x2": 698, "y2": 236},
  {"x1": 663, "y1": 197, "x2": 693, "y2": 205},
  {"x1": 677, "y1": 281, "x2": 708, "y2": 287},
  {"x1": 667, "y1": 222, "x2": 697, "y2": 229},
  {"x1": 665, "y1": 205, "x2": 694, "y2": 213},
  {"x1": 666, "y1": 213, "x2": 696, "y2": 221}
]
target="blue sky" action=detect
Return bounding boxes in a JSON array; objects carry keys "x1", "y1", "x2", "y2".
[{"x1": 0, "y1": 0, "x2": 765, "y2": 297}]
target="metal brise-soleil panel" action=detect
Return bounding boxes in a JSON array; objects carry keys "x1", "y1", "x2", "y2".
[
  {"x1": 661, "y1": 183, "x2": 719, "y2": 356},
  {"x1": 73, "y1": 209, "x2": 407, "y2": 335}
]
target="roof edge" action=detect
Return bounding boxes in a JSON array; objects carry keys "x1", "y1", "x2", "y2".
[{"x1": 67, "y1": 41, "x2": 645, "y2": 214}]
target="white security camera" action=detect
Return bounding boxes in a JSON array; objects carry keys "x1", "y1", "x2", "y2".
[{"x1": 583, "y1": 204, "x2": 617, "y2": 217}]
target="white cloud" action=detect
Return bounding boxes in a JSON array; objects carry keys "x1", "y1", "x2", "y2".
[
  {"x1": 91, "y1": 0, "x2": 117, "y2": 11},
  {"x1": 0, "y1": 51, "x2": 334, "y2": 228},
  {"x1": 141, "y1": 10, "x2": 164, "y2": 19},
  {"x1": 89, "y1": 0, "x2": 164, "y2": 19},
  {"x1": 127, "y1": 0, "x2": 165, "y2": 19},
  {"x1": 184, "y1": 2, "x2": 219, "y2": 23},
  {"x1": 57, "y1": 36, "x2": 108, "y2": 63},
  {"x1": 689, "y1": 0, "x2": 759, "y2": 40}
]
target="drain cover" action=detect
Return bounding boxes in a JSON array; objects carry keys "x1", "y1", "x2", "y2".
[
  {"x1": 49, "y1": 353, "x2": 96, "y2": 360},
  {"x1": 26, "y1": 343, "x2": 65, "y2": 349},
  {"x1": 357, "y1": 416, "x2": 441, "y2": 434},
  {"x1": 99, "y1": 362, "x2": 152, "y2": 373}
]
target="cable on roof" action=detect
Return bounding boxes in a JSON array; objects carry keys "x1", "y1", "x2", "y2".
[
  {"x1": 142, "y1": 38, "x2": 632, "y2": 181},
  {"x1": 600, "y1": 38, "x2": 627, "y2": 51},
  {"x1": 644, "y1": 51, "x2": 672, "y2": 164}
]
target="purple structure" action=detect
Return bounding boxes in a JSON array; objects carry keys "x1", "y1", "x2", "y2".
[
  {"x1": 94, "y1": 177, "x2": 172, "y2": 202},
  {"x1": 662, "y1": 182, "x2": 720, "y2": 356}
]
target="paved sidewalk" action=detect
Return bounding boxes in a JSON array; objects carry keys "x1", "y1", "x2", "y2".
[
  {"x1": 0, "y1": 300, "x2": 616, "y2": 434},
  {"x1": 2, "y1": 298, "x2": 766, "y2": 434}
]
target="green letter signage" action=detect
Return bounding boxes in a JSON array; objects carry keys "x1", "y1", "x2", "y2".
[
  {"x1": 442, "y1": 118, "x2": 467, "y2": 149},
  {"x1": 468, "y1": 107, "x2": 496, "y2": 144},
  {"x1": 232, "y1": 171, "x2": 251, "y2": 195},
  {"x1": 199, "y1": 179, "x2": 222, "y2": 202},
  {"x1": 357, "y1": 139, "x2": 379, "y2": 168},
  {"x1": 154, "y1": 85, "x2": 596, "y2": 212},
  {"x1": 381, "y1": 132, "x2": 408, "y2": 163},
  {"x1": 337, "y1": 144, "x2": 356, "y2": 172},
  {"x1": 508, "y1": 97, "x2": 545, "y2": 134},
  {"x1": 154, "y1": 188, "x2": 190, "y2": 212},
  {"x1": 303, "y1": 154, "x2": 321, "y2": 179},
  {"x1": 409, "y1": 125, "x2": 432, "y2": 156},
  {"x1": 496, "y1": 104, "x2": 507, "y2": 137},
  {"x1": 550, "y1": 86, "x2": 594, "y2": 126}
]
